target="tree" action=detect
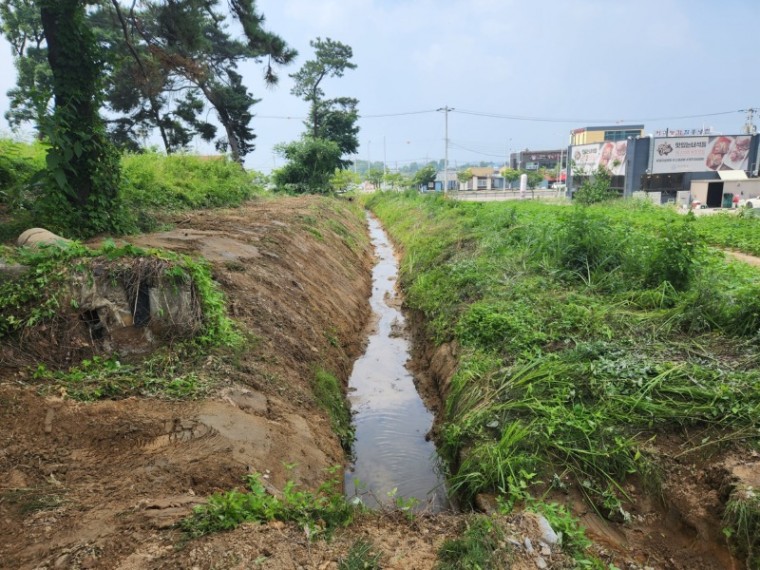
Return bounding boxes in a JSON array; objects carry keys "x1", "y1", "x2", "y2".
[
  {"x1": 382, "y1": 171, "x2": 406, "y2": 191},
  {"x1": 290, "y1": 37, "x2": 358, "y2": 166},
  {"x1": 526, "y1": 168, "x2": 545, "y2": 189},
  {"x1": 366, "y1": 167, "x2": 383, "y2": 189},
  {"x1": 500, "y1": 167, "x2": 520, "y2": 189},
  {"x1": 411, "y1": 164, "x2": 437, "y2": 189},
  {"x1": 272, "y1": 137, "x2": 343, "y2": 194},
  {"x1": 574, "y1": 166, "x2": 614, "y2": 205},
  {"x1": 330, "y1": 168, "x2": 360, "y2": 193},
  {"x1": 457, "y1": 168, "x2": 473, "y2": 186},
  {"x1": 37, "y1": 0, "x2": 124, "y2": 236},
  {"x1": 0, "y1": 0, "x2": 51, "y2": 137},
  {"x1": 1, "y1": 0, "x2": 296, "y2": 162},
  {"x1": 107, "y1": 0, "x2": 296, "y2": 162}
]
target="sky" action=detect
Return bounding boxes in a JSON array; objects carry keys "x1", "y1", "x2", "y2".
[{"x1": 1, "y1": 0, "x2": 759, "y2": 173}]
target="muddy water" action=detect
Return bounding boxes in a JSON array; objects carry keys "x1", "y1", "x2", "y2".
[{"x1": 344, "y1": 215, "x2": 449, "y2": 511}]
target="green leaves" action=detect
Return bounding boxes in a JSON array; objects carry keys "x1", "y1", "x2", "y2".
[{"x1": 182, "y1": 471, "x2": 357, "y2": 539}]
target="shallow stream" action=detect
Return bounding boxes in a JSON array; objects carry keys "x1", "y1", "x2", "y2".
[{"x1": 343, "y1": 214, "x2": 448, "y2": 511}]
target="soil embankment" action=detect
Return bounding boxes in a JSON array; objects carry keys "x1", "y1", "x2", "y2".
[{"x1": 0, "y1": 196, "x2": 377, "y2": 568}]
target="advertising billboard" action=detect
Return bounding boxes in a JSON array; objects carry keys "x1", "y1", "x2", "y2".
[
  {"x1": 571, "y1": 141, "x2": 627, "y2": 176},
  {"x1": 651, "y1": 135, "x2": 751, "y2": 174}
]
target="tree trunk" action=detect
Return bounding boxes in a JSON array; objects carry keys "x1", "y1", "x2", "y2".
[{"x1": 39, "y1": 0, "x2": 99, "y2": 207}]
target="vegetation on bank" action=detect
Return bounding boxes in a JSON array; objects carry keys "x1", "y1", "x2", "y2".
[
  {"x1": 0, "y1": 140, "x2": 264, "y2": 241},
  {"x1": 0, "y1": 238, "x2": 241, "y2": 399},
  {"x1": 365, "y1": 191, "x2": 760, "y2": 565}
]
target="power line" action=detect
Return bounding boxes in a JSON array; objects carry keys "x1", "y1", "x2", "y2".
[
  {"x1": 454, "y1": 108, "x2": 742, "y2": 124},
  {"x1": 256, "y1": 109, "x2": 438, "y2": 120}
]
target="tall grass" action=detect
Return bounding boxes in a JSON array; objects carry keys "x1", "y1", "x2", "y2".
[
  {"x1": 366, "y1": 191, "x2": 760, "y2": 520},
  {"x1": 0, "y1": 140, "x2": 265, "y2": 240}
]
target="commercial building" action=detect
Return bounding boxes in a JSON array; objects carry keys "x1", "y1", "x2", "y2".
[
  {"x1": 569, "y1": 125, "x2": 645, "y2": 146},
  {"x1": 509, "y1": 149, "x2": 567, "y2": 181},
  {"x1": 566, "y1": 128, "x2": 760, "y2": 205}
]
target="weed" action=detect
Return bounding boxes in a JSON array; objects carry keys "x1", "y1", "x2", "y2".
[
  {"x1": 3, "y1": 487, "x2": 65, "y2": 515},
  {"x1": 437, "y1": 516, "x2": 512, "y2": 570},
  {"x1": 386, "y1": 487, "x2": 420, "y2": 521},
  {"x1": 313, "y1": 368, "x2": 354, "y2": 452},
  {"x1": 723, "y1": 484, "x2": 760, "y2": 568},
  {"x1": 368, "y1": 193, "x2": 760, "y2": 523},
  {"x1": 338, "y1": 539, "x2": 382, "y2": 570},
  {"x1": 181, "y1": 471, "x2": 358, "y2": 539}
]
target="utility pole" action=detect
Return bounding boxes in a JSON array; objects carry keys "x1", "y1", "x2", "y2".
[
  {"x1": 744, "y1": 108, "x2": 757, "y2": 135},
  {"x1": 437, "y1": 106, "x2": 453, "y2": 193}
]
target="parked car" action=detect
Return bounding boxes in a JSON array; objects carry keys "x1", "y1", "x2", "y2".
[{"x1": 739, "y1": 198, "x2": 760, "y2": 208}]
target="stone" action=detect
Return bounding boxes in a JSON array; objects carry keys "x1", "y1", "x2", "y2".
[
  {"x1": 536, "y1": 514, "x2": 559, "y2": 545},
  {"x1": 0, "y1": 262, "x2": 29, "y2": 283},
  {"x1": 17, "y1": 228, "x2": 72, "y2": 248}
]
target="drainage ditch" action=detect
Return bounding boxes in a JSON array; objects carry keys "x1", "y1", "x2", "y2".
[{"x1": 343, "y1": 214, "x2": 449, "y2": 512}]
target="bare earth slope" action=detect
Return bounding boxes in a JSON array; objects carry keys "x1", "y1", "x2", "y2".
[{"x1": 0, "y1": 196, "x2": 378, "y2": 569}]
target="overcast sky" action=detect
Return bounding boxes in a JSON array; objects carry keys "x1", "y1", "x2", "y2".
[{"x1": 1, "y1": 0, "x2": 758, "y2": 172}]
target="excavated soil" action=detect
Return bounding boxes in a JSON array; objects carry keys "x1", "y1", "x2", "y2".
[{"x1": 0, "y1": 195, "x2": 757, "y2": 569}]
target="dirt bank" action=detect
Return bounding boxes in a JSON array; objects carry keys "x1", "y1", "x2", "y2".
[{"x1": 0, "y1": 196, "x2": 378, "y2": 568}]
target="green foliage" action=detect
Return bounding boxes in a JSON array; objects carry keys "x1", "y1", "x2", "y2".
[
  {"x1": 182, "y1": 471, "x2": 358, "y2": 539},
  {"x1": 290, "y1": 37, "x2": 359, "y2": 168},
  {"x1": 313, "y1": 368, "x2": 354, "y2": 451},
  {"x1": 695, "y1": 211, "x2": 760, "y2": 256},
  {"x1": 527, "y1": 501, "x2": 597, "y2": 562},
  {"x1": 273, "y1": 137, "x2": 344, "y2": 194},
  {"x1": 0, "y1": 240, "x2": 239, "y2": 355},
  {"x1": 368, "y1": 192, "x2": 760, "y2": 519},
  {"x1": 121, "y1": 152, "x2": 260, "y2": 213},
  {"x1": 34, "y1": 0, "x2": 129, "y2": 238},
  {"x1": 411, "y1": 164, "x2": 437, "y2": 188},
  {"x1": 1, "y1": 0, "x2": 296, "y2": 161},
  {"x1": 0, "y1": 141, "x2": 264, "y2": 240},
  {"x1": 33, "y1": 355, "x2": 209, "y2": 401},
  {"x1": 574, "y1": 166, "x2": 615, "y2": 205},
  {"x1": 338, "y1": 539, "x2": 382, "y2": 570},
  {"x1": 644, "y1": 215, "x2": 701, "y2": 291},
  {"x1": 723, "y1": 484, "x2": 760, "y2": 568},
  {"x1": 437, "y1": 516, "x2": 511, "y2": 570}
]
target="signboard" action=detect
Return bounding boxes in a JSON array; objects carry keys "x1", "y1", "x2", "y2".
[
  {"x1": 653, "y1": 127, "x2": 713, "y2": 137},
  {"x1": 651, "y1": 135, "x2": 751, "y2": 174},
  {"x1": 571, "y1": 141, "x2": 627, "y2": 176}
]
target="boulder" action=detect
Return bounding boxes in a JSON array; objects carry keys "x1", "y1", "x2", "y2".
[{"x1": 17, "y1": 228, "x2": 72, "y2": 248}]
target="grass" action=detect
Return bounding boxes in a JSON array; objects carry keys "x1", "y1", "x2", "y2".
[
  {"x1": 437, "y1": 516, "x2": 512, "y2": 570},
  {"x1": 723, "y1": 484, "x2": 760, "y2": 568},
  {"x1": 0, "y1": 140, "x2": 266, "y2": 240},
  {"x1": 181, "y1": 470, "x2": 358, "y2": 539},
  {"x1": 338, "y1": 539, "x2": 382, "y2": 570},
  {"x1": 364, "y1": 191, "x2": 760, "y2": 548},
  {"x1": 314, "y1": 368, "x2": 354, "y2": 451}
]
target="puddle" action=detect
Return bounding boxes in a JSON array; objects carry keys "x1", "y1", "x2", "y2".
[{"x1": 344, "y1": 214, "x2": 449, "y2": 512}]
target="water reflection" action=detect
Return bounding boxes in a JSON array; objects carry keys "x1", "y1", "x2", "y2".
[{"x1": 344, "y1": 214, "x2": 448, "y2": 512}]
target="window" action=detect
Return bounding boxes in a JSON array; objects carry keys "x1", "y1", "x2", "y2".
[{"x1": 604, "y1": 130, "x2": 640, "y2": 141}]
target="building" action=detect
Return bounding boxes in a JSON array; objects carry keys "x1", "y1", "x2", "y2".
[
  {"x1": 565, "y1": 128, "x2": 760, "y2": 204},
  {"x1": 569, "y1": 125, "x2": 644, "y2": 146},
  {"x1": 433, "y1": 169, "x2": 459, "y2": 192},
  {"x1": 459, "y1": 167, "x2": 505, "y2": 191},
  {"x1": 510, "y1": 149, "x2": 566, "y2": 173}
]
